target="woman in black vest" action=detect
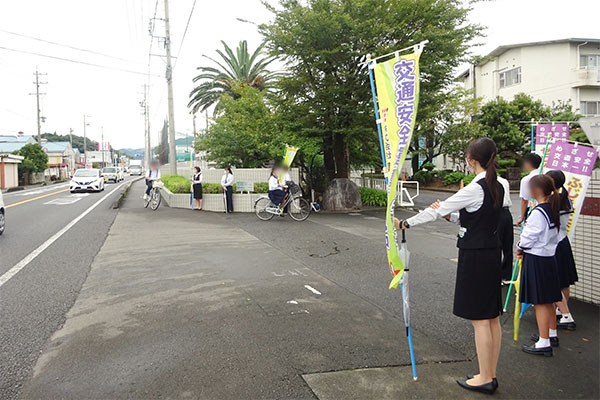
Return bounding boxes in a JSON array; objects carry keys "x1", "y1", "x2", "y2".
[
  {"x1": 395, "y1": 138, "x2": 505, "y2": 395},
  {"x1": 191, "y1": 166, "x2": 203, "y2": 210}
]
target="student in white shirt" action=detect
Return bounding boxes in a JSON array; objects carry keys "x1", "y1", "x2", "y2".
[
  {"x1": 191, "y1": 166, "x2": 203, "y2": 210},
  {"x1": 516, "y1": 153, "x2": 542, "y2": 225},
  {"x1": 221, "y1": 167, "x2": 234, "y2": 213},
  {"x1": 546, "y1": 170, "x2": 577, "y2": 330},
  {"x1": 144, "y1": 160, "x2": 161, "y2": 200},
  {"x1": 268, "y1": 167, "x2": 286, "y2": 208},
  {"x1": 517, "y1": 175, "x2": 562, "y2": 357},
  {"x1": 395, "y1": 138, "x2": 505, "y2": 395}
]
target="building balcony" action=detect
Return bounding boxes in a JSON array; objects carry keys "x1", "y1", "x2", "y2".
[{"x1": 573, "y1": 68, "x2": 600, "y2": 88}]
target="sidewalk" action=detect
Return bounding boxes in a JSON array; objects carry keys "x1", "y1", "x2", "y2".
[{"x1": 21, "y1": 181, "x2": 599, "y2": 399}]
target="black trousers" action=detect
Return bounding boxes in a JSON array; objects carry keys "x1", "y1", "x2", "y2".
[
  {"x1": 145, "y1": 180, "x2": 153, "y2": 195},
  {"x1": 499, "y1": 207, "x2": 514, "y2": 280},
  {"x1": 225, "y1": 186, "x2": 234, "y2": 212}
]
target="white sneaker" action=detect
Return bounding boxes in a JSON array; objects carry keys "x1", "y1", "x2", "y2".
[{"x1": 143, "y1": 194, "x2": 149, "y2": 200}]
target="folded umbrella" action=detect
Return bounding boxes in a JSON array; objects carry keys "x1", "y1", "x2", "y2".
[{"x1": 398, "y1": 230, "x2": 418, "y2": 381}]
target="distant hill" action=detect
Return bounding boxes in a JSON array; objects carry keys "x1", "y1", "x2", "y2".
[
  {"x1": 42, "y1": 132, "x2": 98, "y2": 153},
  {"x1": 118, "y1": 148, "x2": 145, "y2": 160}
]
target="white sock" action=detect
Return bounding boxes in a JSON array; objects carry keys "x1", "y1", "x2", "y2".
[
  {"x1": 560, "y1": 313, "x2": 574, "y2": 323},
  {"x1": 549, "y1": 328, "x2": 557, "y2": 338},
  {"x1": 555, "y1": 307, "x2": 562, "y2": 316},
  {"x1": 535, "y1": 337, "x2": 551, "y2": 348}
]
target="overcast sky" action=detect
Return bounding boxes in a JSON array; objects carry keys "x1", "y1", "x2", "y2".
[{"x1": 0, "y1": 0, "x2": 598, "y2": 150}]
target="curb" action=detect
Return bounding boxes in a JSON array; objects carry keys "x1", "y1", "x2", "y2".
[{"x1": 112, "y1": 177, "x2": 144, "y2": 209}]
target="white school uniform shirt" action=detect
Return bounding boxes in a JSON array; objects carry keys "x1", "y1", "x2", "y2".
[
  {"x1": 406, "y1": 172, "x2": 510, "y2": 227},
  {"x1": 280, "y1": 172, "x2": 292, "y2": 186},
  {"x1": 146, "y1": 168, "x2": 161, "y2": 180},
  {"x1": 269, "y1": 175, "x2": 283, "y2": 191},
  {"x1": 497, "y1": 176, "x2": 512, "y2": 208},
  {"x1": 221, "y1": 173, "x2": 234, "y2": 187},
  {"x1": 519, "y1": 170, "x2": 538, "y2": 201},
  {"x1": 517, "y1": 206, "x2": 559, "y2": 257},
  {"x1": 192, "y1": 172, "x2": 202, "y2": 184}
]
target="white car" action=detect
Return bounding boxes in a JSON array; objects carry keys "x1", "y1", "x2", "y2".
[
  {"x1": 70, "y1": 169, "x2": 105, "y2": 193},
  {"x1": 102, "y1": 167, "x2": 119, "y2": 183},
  {"x1": 0, "y1": 190, "x2": 5, "y2": 235},
  {"x1": 129, "y1": 165, "x2": 143, "y2": 176}
]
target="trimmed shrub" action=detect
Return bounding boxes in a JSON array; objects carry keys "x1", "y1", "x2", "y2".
[
  {"x1": 498, "y1": 159, "x2": 516, "y2": 168},
  {"x1": 443, "y1": 171, "x2": 465, "y2": 186},
  {"x1": 254, "y1": 182, "x2": 269, "y2": 193},
  {"x1": 162, "y1": 175, "x2": 190, "y2": 194},
  {"x1": 421, "y1": 162, "x2": 435, "y2": 171},
  {"x1": 412, "y1": 170, "x2": 433, "y2": 185},
  {"x1": 358, "y1": 187, "x2": 387, "y2": 207},
  {"x1": 361, "y1": 173, "x2": 385, "y2": 179}
]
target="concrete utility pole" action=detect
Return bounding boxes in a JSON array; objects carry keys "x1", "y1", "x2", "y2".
[
  {"x1": 101, "y1": 127, "x2": 105, "y2": 168},
  {"x1": 83, "y1": 115, "x2": 91, "y2": 167},
  {"x1": 163, "y1": 0, "x2": 177, "y2": 175},
  {"x1": 140, "y1": 84, "x2": 151, "y2": 170},
  {"x1": 30, "y1": 68, "x2": 47, "y2": 144},
  {"x1": 69, "y1": 128, "x2": 74, "y2": 174}
]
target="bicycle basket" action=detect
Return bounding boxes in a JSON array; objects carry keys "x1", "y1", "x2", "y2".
[{"x1": 287, "y1": 181, "x2": 301, "y2": 195}]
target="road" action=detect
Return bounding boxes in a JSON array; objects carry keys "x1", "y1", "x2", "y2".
[{"x1": 0, "y1": 176, "x2": 137, "y2": 399}]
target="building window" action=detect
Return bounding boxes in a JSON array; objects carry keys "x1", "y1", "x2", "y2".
[
  {"x1": 499, "y1": 67, "x2": 521, "y2": 88},
  {"x1": 580, "y1": 55, "x2": 599, "y2": 69},
  {"x1": 580, "y1": 101, "x2": 599, "y2": 116}
]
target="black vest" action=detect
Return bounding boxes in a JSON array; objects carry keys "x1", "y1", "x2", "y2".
[{"x1": 457, "y1": 179, "x2": 504, "y2": 249}]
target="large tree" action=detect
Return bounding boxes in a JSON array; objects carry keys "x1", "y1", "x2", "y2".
[
  {"x1": 13, "y1": 143, "x2": 48, "y2": 175},
  {"x1": 260, "y1": 0, "x2": 483, "y2": 180},
  {"x1": 188, "y1": 40, "x2": 282, "y2": 114}
]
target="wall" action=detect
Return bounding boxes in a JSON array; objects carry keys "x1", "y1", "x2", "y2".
[
  {"x1": 160, "y1": 186, "x2": 265, "y2": 213},
  {"x1": 160, "y1": 163, "x2": 300, "y2": 185},
  {"x1": 0, "y1": 161, "x2": 19, "y2": 189},
  {"x1": 570, "y1": 168, "x2": 600, "y2": 304}
]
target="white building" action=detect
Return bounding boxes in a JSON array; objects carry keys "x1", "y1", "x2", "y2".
[{"x1": 457, "y1": 38, "x2": 600, "y2": 115}]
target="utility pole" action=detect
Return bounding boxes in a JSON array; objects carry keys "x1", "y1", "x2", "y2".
[
  {"x1": 164, "y1": 0, "x2": 177, "y2": 175},
  {"x1": 83, "y1": 115, "x2": 91, "y2": 167},
  {"x1": 101, "y1": 127, "x2": 105, "y2": 168},
  {"x1": 140, "y1": 84, "x2": 151, "y2": 170},
  {"x1": 30, "y1": 67, "x2": 47, "y2": 144},
  {"x1": 69, "y1": 128, "x2": 74, "y2": 174}
]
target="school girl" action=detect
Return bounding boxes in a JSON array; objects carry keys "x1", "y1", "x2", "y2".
[
  {"x1": 395, "y1": 138, "x2": 506, "y2": 395},
  {"x1": 268, "y1": 167, "x2": 286, "y2": 209},
  {"x1": 517, "y1": 175, "x2": 562, "y2": 356},
  {"x1": 546, "y1": 170, "x2": 577, "y2": 330},
  {"x1": 191, "y1": 166, "x2": 203, "y2": 210}
]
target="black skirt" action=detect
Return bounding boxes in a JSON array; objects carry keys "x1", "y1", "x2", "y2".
[
  {"x1": 453, "y1": 248, "x2": 502, "y2": 320},
  {"x1": 555, "y1": 237, "x2": 578, "y2": 288},
  {"x1": 193, "y1": 183, "x2": 203, "y2": 199},
  {"x1": 520, "y1": 253, "x2": 562, "y2": 305}
]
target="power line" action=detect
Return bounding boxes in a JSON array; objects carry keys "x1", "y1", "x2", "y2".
[
  {"x1": 0, "y1": 45, "x2": 161, "y2": 77},
  {"x1": 0, "y1": 28, "x2": 134, "y2": 63},
  {"x1": 173, "y1": 0, "x2": 198, "y2": 70}
]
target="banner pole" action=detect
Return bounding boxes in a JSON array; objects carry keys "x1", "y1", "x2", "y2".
[
  {"x1": 530, "y1": 119, "x2": 535, "y2": 152},
  {"x1": 367, "y1": 59, "x2": 388, "y2": 186}
]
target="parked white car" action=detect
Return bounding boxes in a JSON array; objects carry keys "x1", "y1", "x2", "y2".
[
  {"x1": 70, "y1": 169, "x2": 105, "y2": 193},
  {"x1": 102, "y1": 167, "x2": 120, "y2": 183},
  {"x1": 0, "y1": 190, "x2": 5, "y2": 235}
]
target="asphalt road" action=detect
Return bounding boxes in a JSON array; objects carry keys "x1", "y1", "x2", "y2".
[{"x1": 0, "y1": 176, "x2": 137, "y2": 400}]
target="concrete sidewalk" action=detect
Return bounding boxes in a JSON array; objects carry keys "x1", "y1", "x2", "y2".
[{"x1": 21, "y1": 181, "x2": 599, "y2": 399}]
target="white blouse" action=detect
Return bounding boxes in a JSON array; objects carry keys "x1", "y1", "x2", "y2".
[
  {"x1": 221, "y1": 173, "x2": 234, "y2": 187},
  {"x1": 406, "y1": 172, "x2": 510, "y2": 227},
  {"x1": 191, "y1": 173, "x2": 202, "y2": 184},
  {"x1": 517, "y1": 206, "x2": 559, "y2": 257},
  {"x1": 269, "y1": 175, "x2": 283, "y2": 191}
]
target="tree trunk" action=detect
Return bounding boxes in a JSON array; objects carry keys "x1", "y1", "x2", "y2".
[
  {"x1": 411, "y1": 154, "x2": 419, "y2": 174},
  {"x1": 323, "y1": 134, "x2": 335, "y2": 183},
  {"x1": 333, "y1": 132, "x2": 349, "y2": 178}
]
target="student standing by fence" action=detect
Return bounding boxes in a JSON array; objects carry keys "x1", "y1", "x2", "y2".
[
  {"x1": 221, "y1": 167, "x2": 234, "y2": 213},
  {"x1": 191, "y1": 166, "x2": 203, "y2": 211}
]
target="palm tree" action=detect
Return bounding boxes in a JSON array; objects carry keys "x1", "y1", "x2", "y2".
[{"x1": 188, "y1": 40, "x2": 281, "y2": 114}]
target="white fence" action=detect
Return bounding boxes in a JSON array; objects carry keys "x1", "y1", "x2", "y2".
[
  {"x1": 160, "y1": 186, "x2": 265, "y2": 213},
  {"x1": 350, "y1": 177, "x2": 419, "y2": 207}
]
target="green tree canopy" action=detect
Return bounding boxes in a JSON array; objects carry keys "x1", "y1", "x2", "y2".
[
  {"x1": 260, "y1": 0, "x2": 483, "y2": 179},
  {"x1": 13, "y1": 143, "x2": 48, "y2": 174},
  {"x1": 188, "y1": 40, "x2": 282, "y2": 114}
]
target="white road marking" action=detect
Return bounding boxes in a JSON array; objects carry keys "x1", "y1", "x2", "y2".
[
  {"x1": 5, "y1": 184, "x2": 69, "y2": 197},
  {"x1": 348, "y1": 212, "x2": 362, "y2": 216},
  {"x1": 287, "y1": 300, "x2": 298, "y2": 305},
  {"x1": 304, "y1": 285, "x2": 322, "y2": 295},
  {"x1": 44, "y1": 197, "x2": 82, "y2": 205},
  {"x1": 70, "y1": 193, "x2": 90, "y2": 198},
  {"x1": 0, "y1": 182, "x2": 127, "y2": 288}
]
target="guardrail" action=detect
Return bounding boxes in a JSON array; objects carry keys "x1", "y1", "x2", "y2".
[{"x1": 351, "y1": 177, "x2": 419, "y2": 207}]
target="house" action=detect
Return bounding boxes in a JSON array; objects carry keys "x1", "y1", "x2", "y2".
[
  {"x1": 457, "y1": 38, "x2": 600, "y2": 115},
  {"x1": 40, "y1": 142, "x2": 74, "y2": 180},
  {"x1": 0, "y1": 153, "x2": 24, "y2": 190}
]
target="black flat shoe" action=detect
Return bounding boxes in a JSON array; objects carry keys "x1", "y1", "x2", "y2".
[
  {"x1": 521, "y1": 343, "x2": 552, "y2": 356},
  {"x1": 456, "y1": 379, "x2": 497, "y2": 395},
  {"x1": 557, "y1": 321, "x2": 576, "y2": 330},
  {"x1": 466, "y1": 375, "x2": 498, "y2": 386},
  {"x1": 530, "y1": 334, "x2": 559, "y2": 347}
]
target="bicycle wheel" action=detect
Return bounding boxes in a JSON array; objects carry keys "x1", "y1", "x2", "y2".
[
  {"x1": 150, "y1": 189, "x2": 162, "y2": 210},
  {"x1": 144, "y1": 194, "x2": 151, "y2": 208},
  {"x1": 255, "y1": 197, "x2": 274, "y2": 221},
  {"x1": 289, "y1": 197, "x2": 311, "y2": 221}
]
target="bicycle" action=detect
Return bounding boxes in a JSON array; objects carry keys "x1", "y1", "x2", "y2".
[
  {"x1": 144, "y1": 180, "x2": 163, "y2": 211},
  {"x1": 254, "y1": 192, "x2": 311, "y2": 221}
]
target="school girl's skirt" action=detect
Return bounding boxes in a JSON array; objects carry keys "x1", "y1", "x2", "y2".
[
  {"x1": 453, "y1": 248, "x2": 502, "y2": 320},
  {"x1": 520, "y1": 253, "x2": 562, "y2": 305},
  {"x1": 555, "y1": 237, "x2": 578, "y2": 288}
]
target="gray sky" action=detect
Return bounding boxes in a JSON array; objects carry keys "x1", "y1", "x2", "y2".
[{"x1": 0, "y1": 0, "x2": 598, "y2": 150}]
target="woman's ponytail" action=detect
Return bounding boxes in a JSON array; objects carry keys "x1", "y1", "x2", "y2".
[
  {"x1": 484, "y1": 152, "x2": 500, "y2": 208},
  {"x1": 466, "y1": 138, "x2": 500, "y2": 208},
  {"x1": 531, "y1": 174, "x2": 562, "y2": 230},
  {"x1": 548, "y1": 189, "x2": 562, "y2": 230},
  {"x1": 545, "y1": 170, "x2": 570, "y2": 212}
]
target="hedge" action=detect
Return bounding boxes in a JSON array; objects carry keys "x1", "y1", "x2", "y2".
[
  {"x1": 359, "y1": 187, "x2": 387, "y2": 207},
  {"x1": 162, "y1": 175, "x2": 269, "y2": 194}
]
